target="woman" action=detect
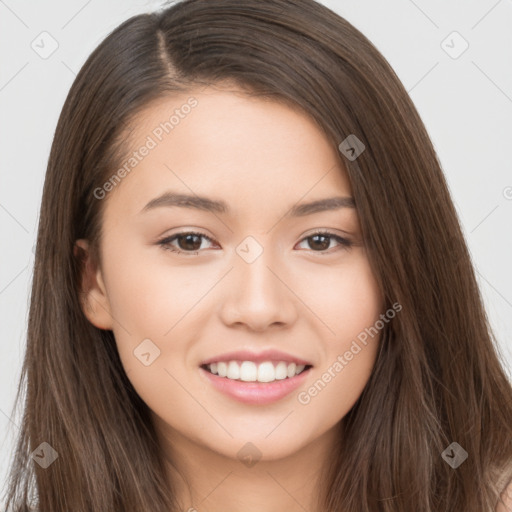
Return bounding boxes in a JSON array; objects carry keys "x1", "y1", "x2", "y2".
[{"x1": 4, "y1": 0, "x2": 512, "y2": 510}]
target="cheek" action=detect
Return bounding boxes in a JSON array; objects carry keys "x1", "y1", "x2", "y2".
[
  {"x1": 101, "y1": 251, "x2": 201, "y2": 420},
  {"x1": 295, "y1": 256, "x2": 383, "y2": 418},
  {"x1": 100, "y1": 244, "x2": 219, "y2": 388},
  {"x1": 102, "y1": 243, "x2": 209, "y2": 336},
  {"x1": 299, "y1": 341, "x2": 380, "y2": 431},
  {"x1": 329, "y1": 257, "x2": 384, "y2": 383},
  {"x1": 294, "y1": 254, "x2": 383, "y2": 341},
  {"x1": 337, "y1": 262, "x2": 383, "y2": 342}
]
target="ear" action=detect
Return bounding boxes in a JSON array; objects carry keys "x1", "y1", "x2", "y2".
[{"x1": 74, "y1": 239, "x2": 114, "y2": 330}]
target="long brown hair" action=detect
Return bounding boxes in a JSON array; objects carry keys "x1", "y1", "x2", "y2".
[{"x1": 4, "y1": 0, "x2": 512, "y2": 510}]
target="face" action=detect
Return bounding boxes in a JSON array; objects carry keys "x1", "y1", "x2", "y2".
[{"x1": 77, "y1": 83, "x2": 385, "y2": 465}]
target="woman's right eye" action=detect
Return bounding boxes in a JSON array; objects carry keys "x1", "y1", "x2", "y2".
[{"x1": 157, "y1": 231, "x2": 217, "y2": 255}]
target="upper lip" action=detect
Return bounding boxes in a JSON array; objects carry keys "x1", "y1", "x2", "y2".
[{"x1": 200, "y1": 349, "x2": 313, "y2": 366}]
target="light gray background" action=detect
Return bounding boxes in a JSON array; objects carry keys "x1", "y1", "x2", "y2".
[{"x1": 1, "y1": 0, "x2": 511, "y2": 500}]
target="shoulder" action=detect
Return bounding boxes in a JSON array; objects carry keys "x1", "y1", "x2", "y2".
[{"x1": 496, "y1": 478, "x2": 512, "y2": 512}]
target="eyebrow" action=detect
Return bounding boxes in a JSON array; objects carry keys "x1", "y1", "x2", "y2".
[{"x1": 140, "y1": 191, "x2": 356, "y2": 217}]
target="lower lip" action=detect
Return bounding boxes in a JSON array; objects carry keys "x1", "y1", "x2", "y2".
[{"x1": 199, "y1": 366, "x2": 312, "y2": 405}]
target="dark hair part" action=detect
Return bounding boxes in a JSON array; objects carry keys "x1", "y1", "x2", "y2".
[{"x1": 4, "y1": 0, "x2": 512, "y2": 510}]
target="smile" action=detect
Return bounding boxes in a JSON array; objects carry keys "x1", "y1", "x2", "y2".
[
  {"x1": 202, "y1": 360, "x2": 311, "y2": 383},
  {"x1": 199, "y1": 362, "x2": 313, "y2": 405}
]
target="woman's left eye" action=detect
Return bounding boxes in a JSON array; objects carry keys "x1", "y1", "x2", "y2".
[
  {"x1": 157, "y1": 230, "x2": 353, "y2": 256},
  {"x1": 296, "y1": 231, "x2": 353, "y2": 252}
]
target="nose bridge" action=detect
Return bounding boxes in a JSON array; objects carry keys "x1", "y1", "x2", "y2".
[
  {"x1": 238, "y1": 243, "x2": 280, "y2": 299},
  {"x1": 219, "y1": 235, "x2": 296, "y2": 329}
]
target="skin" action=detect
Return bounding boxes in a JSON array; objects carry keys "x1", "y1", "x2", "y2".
[
  {"x1": 497, "y1": 480, "x2": 512, "y2": 512},
  {"x1": 76, "y1": 83, "x2": 386, "y2": 512}
]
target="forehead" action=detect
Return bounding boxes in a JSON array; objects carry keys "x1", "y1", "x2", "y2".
[{"x1": 103, "y1": 84, "x2": 353, "y2": 220}]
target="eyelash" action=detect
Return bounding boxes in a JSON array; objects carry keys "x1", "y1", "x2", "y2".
[{"x1": 157, "y1": 230, "x2": 354, "y2": 256}]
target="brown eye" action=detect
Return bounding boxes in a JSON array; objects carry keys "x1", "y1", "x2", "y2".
[
  {"x1": 176, "y1": 234, "x2": 203, "y2": 251},
  {"x1": 307, "y1": 234, "x2": 331, "y2": 251},
  {"x1": 297, "y1": 231, "x2": 353, "y2": 253},
  {"x1": 158, "y1": 231, "x2": 215, "y2": 255}
]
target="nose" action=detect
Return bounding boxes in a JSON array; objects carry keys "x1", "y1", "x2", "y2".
[{"x1": 218, "y1": 247, "x2": 298, "y2": 332}]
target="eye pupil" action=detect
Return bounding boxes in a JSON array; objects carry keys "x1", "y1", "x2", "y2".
[
  {"x1": 179, "y1": 234, "x2": 202, "y2": 251},
  {"x1": 309, "y1": 234, "x2": 330, "y2": 251}
]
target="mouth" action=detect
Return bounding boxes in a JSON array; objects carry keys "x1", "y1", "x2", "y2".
[
  {"x1": 200, "y1": 360, "x2": 313, "y2": 384},
  {"x1": 199, "y1": 361, "x2": 313, "y2": 405}
]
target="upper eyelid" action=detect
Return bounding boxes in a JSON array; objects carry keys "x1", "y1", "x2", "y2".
[{"x1": 159, "y1": 226, "x2": 353, "y2": 240}]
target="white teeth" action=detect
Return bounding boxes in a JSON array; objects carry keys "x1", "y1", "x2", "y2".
[
  {"x1": 205, "y1": 360, "x2": 309, "y2": 383},
  {"x1": 239, "y1": 361, "x2": 257, "y2": 382},
  {"x1": 227, "y1": 361, "x2": 240, "y2": 379},
  {"x1": 217, "y1": 362, "x2": 227, "y2": 377},
  {"x1": 275, "y1": 362, "x2": 288, "y2": 380},
  {"x1": 257, "y1": 362, "x2": 275, "y2": 382}
]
